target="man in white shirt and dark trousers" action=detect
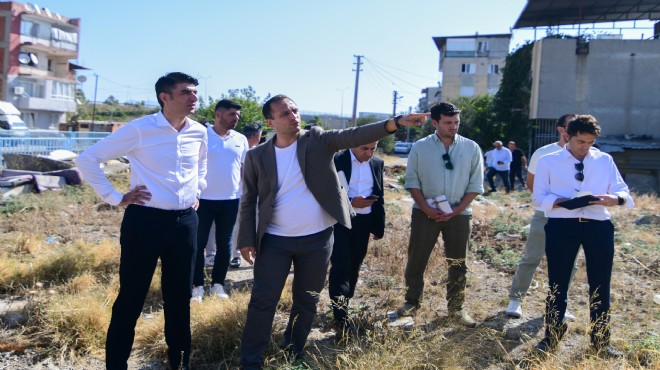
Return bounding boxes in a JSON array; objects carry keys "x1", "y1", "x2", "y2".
[
  {"x1": 506, "y1": 114, "x2": 580, "y2": 319},
  {"x1": 237, "y1": 95, "x2": 426, "y2": 368},
  {"x1": 486, "y1": 140, "x2": 512, "y2": 193},
  {"x1": 329, "y1": 142, "x2": 385, "y2": 339},
  {"x1": 77, "y1": 72, "x2": 206, "y2": 370},
  {"x1": 192, "y1": 99, "x2": 248, "y2": 301},
  {"x1": 533, "y1": 115, "x2": 633, "y2": 358}
]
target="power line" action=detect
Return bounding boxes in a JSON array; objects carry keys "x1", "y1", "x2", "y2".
[{"x1": 364, "y1": 56, "x2": 437, "y2": 81}]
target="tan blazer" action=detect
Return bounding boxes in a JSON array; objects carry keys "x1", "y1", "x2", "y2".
[{"x1": 237, "y1": 120, "x2": 391, "y2": 252}]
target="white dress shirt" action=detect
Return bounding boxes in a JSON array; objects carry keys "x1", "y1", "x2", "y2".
[
  {"x1": 490, "y1": 147, "x2": 512, "y2": 171},
  {"x1": 533, "y1": 145, "x2": 634, "y2": 220},
  {"x1": 200, "y1": 127, "x2": 248, "y2": 200},
  {"x1": 348, "y1": 150, "x2": 374, "y2": 215},
  {"x1": 78, "y1": 112, "x2": 208, "y2": 210}
]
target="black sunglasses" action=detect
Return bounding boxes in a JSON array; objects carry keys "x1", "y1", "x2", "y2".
[
  {"x1": 574, "y1": 162, "x2": 584, "y2": 181},
  {"x1": 442, "y1": 153, "x2": 453, "y2": 170}
]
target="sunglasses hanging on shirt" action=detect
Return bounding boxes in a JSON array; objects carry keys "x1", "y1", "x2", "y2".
[
  {"x1": 574, "y1": 162, "x2": 584, "y2": 182},
  {"x1": 442, "y1": 153, "x2": 453, "y2": 170}
]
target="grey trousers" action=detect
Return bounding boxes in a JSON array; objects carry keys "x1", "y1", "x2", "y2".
[
  {"x1": 404, "y1": 209, "x2": 471, "y2": 311},
  {"x1": 509, "y1": 210, "x2": 579, "y2": 301},
  {"x1": 239, "y1": 227, "x2": 333, "y2": 369}
]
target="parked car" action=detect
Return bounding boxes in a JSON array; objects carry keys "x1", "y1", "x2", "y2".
[
  {"x1": 0, "y1": 101, "x2": 28, "y2": 134},
  {"x1": 393, "y1": 141, "x2": 413, "y2": 154}
]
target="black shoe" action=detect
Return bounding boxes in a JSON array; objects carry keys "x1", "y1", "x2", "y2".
[
  {"x1": 534, "y1": 323, "x2": 567, "y2": 356},
  {"x1": 534, "y1": 337, "x2": 558, "y2": 355},
  {"x1": 334, "y1": 321, "x2": 358, "y2": 341},
  {"x1": 229, "y1": 257, "x2": 241, "y2": 268}
]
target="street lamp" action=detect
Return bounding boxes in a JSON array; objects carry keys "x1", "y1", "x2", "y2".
[{"x1": 337, "y1": 87, "x2": 348, "y2": 128}]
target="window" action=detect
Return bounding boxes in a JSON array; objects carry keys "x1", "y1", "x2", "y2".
[
  {"x1": 477, "y1": 41, "x2": 489, "y2": 52},
  {"x1": 460, "y1": 86, "x2": 475, "y2": 97},
  {"x1": 461, "y1": 63, "x2": 476, "y2": 74},
  {"x1": 20, "y1": 20, "x2": 39, "y2": 36},
  {"x1": 51, "y1": 81, "x2": 75, "y2": 101},
  {"x1": 488, "y1": 64, "x2": 499, "y2": 74}
]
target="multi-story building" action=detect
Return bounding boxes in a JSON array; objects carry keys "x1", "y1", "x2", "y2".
[
  {"x1": 418, "y1": 85, "x2": 441, "y2": 112},
  {"x1": 0, "y1": 2, "x2": 79, "y2": 129},
  {"x1": 432, "y1": 33, "x2": 510, "y2": 102}
]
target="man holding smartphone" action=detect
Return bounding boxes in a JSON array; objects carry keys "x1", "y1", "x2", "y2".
[{"x1": 328, "y1": 141, "x2": 385, "y2": 339}]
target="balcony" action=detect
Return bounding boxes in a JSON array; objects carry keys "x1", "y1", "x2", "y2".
[
  {"x1": 444, "y1": 50, "x2": 491, "y2": 58},
  {"x1": 14, "y1": 96, "x2": 76, "y2": 113}
]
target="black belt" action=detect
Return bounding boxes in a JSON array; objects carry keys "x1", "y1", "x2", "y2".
[
  {"x1": 129, "y1": 204, "x2": 194, "y2": 217},
  {"x1": 556, "y1": 217, "x2": 599, "y2": 223}
]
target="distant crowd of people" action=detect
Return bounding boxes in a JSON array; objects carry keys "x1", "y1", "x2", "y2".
[{"x1": 77, "y1": 72, "x2": 634, "y2": 370}]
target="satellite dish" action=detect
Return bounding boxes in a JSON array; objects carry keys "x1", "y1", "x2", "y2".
[
  {"x1": 18, "y1": 53, "x2": 30, "y2": 64},
  {"x1": 29, "y1": 53, "x2": 39, "y2": 65},
  {"x1": 77, "y1": 75, "x2": 87, "y2": 83}
]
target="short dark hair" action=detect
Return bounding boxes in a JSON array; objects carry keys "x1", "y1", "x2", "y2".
[
  {"x1": 215, "y1": 99, "x2": 241, "y2": 112},
  {"x1": 154, "y1": 72, "x2": 198, "y2": 108},
  {"x1": 556, "y1": 114, "x2": 577, "y2": 128},
  {"x1": 242, "y1": 122, "x2": 262, "y2": 139},
  {"x1": 566, "y1": 114, "x2": 601, "y2": 138},
  {"x1": 430, "y1": 102, "x2": 460, "y2": 121},
  {"x1": 262, "y1": 94, "x2": 294, "y2": 119}
]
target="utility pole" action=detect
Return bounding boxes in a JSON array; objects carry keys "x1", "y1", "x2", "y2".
[
  {"x1": 351, "y1": 55, "x2": 363, "y2": 127},
  {"x1": 392, "y1": 90, "x2": 403, "y2": 117},
  {"x1": 92, "y1": 73, "x2": 99, "y2": 126}
]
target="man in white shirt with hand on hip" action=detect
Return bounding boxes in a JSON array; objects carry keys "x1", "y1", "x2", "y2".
[
  {"x1": 78, "y1": 72, "x2": 206, "y2": 370},
  {"x1": 532, "y1": 114, "x2": 633, "y2": 358}
]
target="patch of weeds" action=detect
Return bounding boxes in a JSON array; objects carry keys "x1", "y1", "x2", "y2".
[
  {"x1": 398, "y1": 174, "x2": 405, "y2": 186},
  {"x1": 627, "y1": 332, "x2": 659, "y2": 366},
  {"x1": 0, "y1": 196, "x2": 30, "y2": 214},
  {"x1": 476, "y1": 244, "x2": 519, "y2": 272},
  {"x1": 365, "y1": 275, "x2": 396, "y2": 290}
]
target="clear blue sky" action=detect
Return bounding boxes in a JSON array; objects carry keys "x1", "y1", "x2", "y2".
[{"x1": 33, "y1": 0, "x2": 655, "y2": 115}]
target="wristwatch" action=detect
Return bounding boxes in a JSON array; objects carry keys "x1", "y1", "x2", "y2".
[
  {"x1": 617, "y1": 196, "x2": 625, "y2": 205},
  {"x1": 394, "y1": 115, "x2": 403, "y2": 130}
]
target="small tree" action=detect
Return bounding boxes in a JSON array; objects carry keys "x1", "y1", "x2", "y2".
[{"x1": 104, "y1": 95, "x2": 119, "y2": 105}]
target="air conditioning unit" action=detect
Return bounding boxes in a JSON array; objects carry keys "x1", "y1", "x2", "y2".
[{"x1": 13, "y1": 86, "x2": 25, "y2": 95}]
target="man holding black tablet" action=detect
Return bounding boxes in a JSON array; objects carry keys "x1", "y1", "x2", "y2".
[{"x1": 532, "y1": 115, "x2": 633, "y2": 358}]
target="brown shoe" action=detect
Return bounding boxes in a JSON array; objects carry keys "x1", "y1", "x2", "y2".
[
  {"x1": 396, "y1": 302, "x2": 419, "y2": 317},
  {"x1": 449, "y1": 310, "x2": 478, "y2": 328}
]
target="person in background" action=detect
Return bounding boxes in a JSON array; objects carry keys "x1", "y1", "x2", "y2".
[
  {"x1": 191, "y1": 99, "x2": 248, "y2": 301},
  {"x1": 505, "y1": 114, "x2": 579, "y2": 320},
  {"x1": 329, "y1": 141, "x2": 385, "y2": 339},
  {"x1": 78, "y1": 72, "x2": 205, "y2": 369},
  {"x1": 486, "y1": 140, "x2": 512, "y2": 193},
  {"x1": 507, "y1": 141, "x2": 527, "y2": 190}
]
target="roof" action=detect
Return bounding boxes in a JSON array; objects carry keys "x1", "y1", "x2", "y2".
[
  {"x1": 596, "y1": 135, "x2": 660, "y2": 153},
  {"x1": 514, "y1": 0, "x2": 660, "y2": 29},
  {"x1": 432, "y1": 33, "x2": 512, "y2": 51}
]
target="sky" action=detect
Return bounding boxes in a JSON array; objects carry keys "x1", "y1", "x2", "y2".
[{"x1": 32, "y1": 0, "x2": 656, "y2": 116}]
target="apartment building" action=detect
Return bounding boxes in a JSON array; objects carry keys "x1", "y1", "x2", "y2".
[
  {"x1": 432, "y1": 34, "x2": 510, "y2": 102},
  {"x1": 0, "y1": 2, "x2": 80, "y2": 129}
]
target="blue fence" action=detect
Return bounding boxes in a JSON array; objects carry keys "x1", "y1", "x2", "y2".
[{"x1": 0, "y1": 131, "x2": 111, "y2": 167}]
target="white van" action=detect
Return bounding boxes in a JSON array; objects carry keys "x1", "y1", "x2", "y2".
[{"x1": 0, "y1": 101, "x2": 28, "y2": 132}]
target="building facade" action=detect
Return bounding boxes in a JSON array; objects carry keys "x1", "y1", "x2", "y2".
[
  {"x1": 0, "y1": 2, "x2": 79, "y2": 129},
  {"x1": 432, "y1": 34, "x2": 510, "y2": 102}
]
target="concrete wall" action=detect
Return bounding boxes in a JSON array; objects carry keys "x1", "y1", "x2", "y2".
[{"x1": 530, "y1": 38, "x2": 660, "y2": 137}]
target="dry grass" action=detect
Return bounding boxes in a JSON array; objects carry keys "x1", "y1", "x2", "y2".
[{"x1": 0, "y1": 169, "x2": 658, "y2": 369}]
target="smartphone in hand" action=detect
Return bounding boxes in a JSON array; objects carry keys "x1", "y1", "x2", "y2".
[{"x1": 366, "y1": 195, "x2": 379, "y2": 200}]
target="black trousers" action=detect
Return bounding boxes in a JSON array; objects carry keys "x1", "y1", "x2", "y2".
[
  {"x1": 509, "y1": 165, "x2": 524, "y2": 189},
  {"x1": 193, "y1": 198, "x2": 240, "y2": 287},
  {"x1": 240, "y1": 227, "x2": 333, "y2": 369},
  {"x1": 487, "y1": 167, "x2": 511, "y2": 192},
  {"x1": 328, "y1": 214, "x2": 372, "y2": 324},
  {"x1": 544, "y1": 218, "x2": 614, "y2": 345},
  {"x1": 106, "y1": 205, "x2": 197, "y2": 370}
]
